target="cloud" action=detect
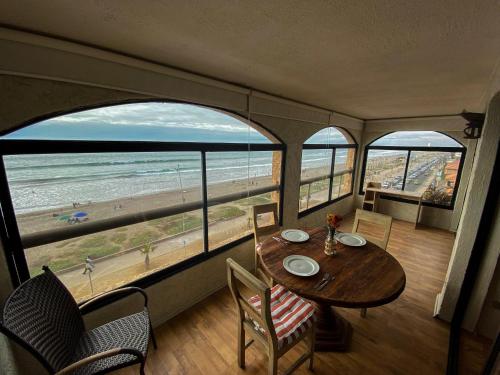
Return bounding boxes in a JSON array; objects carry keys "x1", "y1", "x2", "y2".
[{"x1": 46, "y1": 103, "x2": 254, "y2": 133}]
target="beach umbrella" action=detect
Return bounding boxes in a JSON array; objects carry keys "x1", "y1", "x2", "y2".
[{"x1": 73, "y1": 211, "x2": 88, "y2": 218}]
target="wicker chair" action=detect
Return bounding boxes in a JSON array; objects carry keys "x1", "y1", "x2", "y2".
[{"x1": 0, "y1": 266, "x2": 157, "y2": 375}]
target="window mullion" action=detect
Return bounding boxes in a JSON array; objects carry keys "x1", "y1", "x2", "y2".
[
  {"x1": 401, "y1": 150, "x2": 411, "y2": 191},
  {"x1": 0, "y1": 157, "x2": 30, "y2": 283},
  {"x1": 201, "y1": 151, "x2": 209, "y2": 253},
  {"x1": 328, "y1": 149, "x2": 336, "y2": 201}
]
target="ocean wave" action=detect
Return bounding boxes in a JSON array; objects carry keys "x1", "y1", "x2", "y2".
[
  {"x1": 8, "y1": 162, "x2": 275, "y2": 186},
  {"x1": 4, "y1": 157, "x2": 203, "y2": 170}
]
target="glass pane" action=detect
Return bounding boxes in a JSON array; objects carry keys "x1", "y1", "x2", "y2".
[
  {"x1": 4, "y1": 152, "x2": 202, "y2": 236},
  {"x1": 305, "y1": 127, "x2": 350, "y2": 144},
  {"x1": 331, "y1": 148, "x2": 355, "y2": 199},
  {"x1": 299, "y1": 149, "x2": 332, "y2": 211},
  {"x1": 406, "y1": 151, "x2": 462, "y2": 205},
  {"x1": 331, "y1": 173, "x2": 353, "y2": 200},
  {"x1": 2, "y1": 103, "x2": 273, "y2": 143},
  {"x1": 25, "y1": 209, "x2": 203, "y2": 302},
  {"x1": 206, "y1": 150, "x2": 281, "y2": 251},
  {"x1": 206, "y1": 151, "x2": 281, "y2": 201},
  {"x1": 299, "y1": 178, "x2": 330, "y2": 211},
  {"x1": 208, "y1": 192, "x2": 276, "y2": 250},
  {"x1": 363, "y1": 150, "x2": 408, "y2": 190},
  {"x1": 300, "y1": 149, "x2": 332, "y2": 180},
  {"x1": 371, "y1": 131, "x2": 462, "y2": 148}
]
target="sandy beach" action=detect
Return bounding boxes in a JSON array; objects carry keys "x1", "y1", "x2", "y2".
[
  {"x1": 17, "y1": 164, "x2": 339, "y2": 301},
  {"x1": 20, "y1": 174, "x2": 277, "y2": 281},
  {"x1": 16, "y1": 174, "x2": 277, "y2": 235}
]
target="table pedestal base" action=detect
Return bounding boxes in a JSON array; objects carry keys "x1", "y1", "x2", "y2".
[{"x1": 313, "y1": 302, "x2": 352, "y2": 352}]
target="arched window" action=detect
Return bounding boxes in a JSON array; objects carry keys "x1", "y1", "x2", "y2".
[
  {"x1": 299, "y1": 127, "x2": 357, "y2": 214},
  {"x1": 360, "y1": 131, "x2": 465, "y2": 208},
  {"x1": 0, "y1": 102, "x2": 284, "y2": 301},
  {"x1": 4, "y1": 102, "x2": 276, "y2": 143}
]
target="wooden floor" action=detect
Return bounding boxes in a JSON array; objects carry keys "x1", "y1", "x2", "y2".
[{"x1": 117, "y1": 217, "x2": 491, "y2": 375}]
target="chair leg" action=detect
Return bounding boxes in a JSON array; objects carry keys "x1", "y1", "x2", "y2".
[
  {"x1": 139, "y1": 361, "x2": 146, "y2": 375},
  {"x1": 308, "y1": 325, "x2": 316, "y2": 371},
  {"x1": 149, "y1": 320, "x2": 158, "y2": 349},
  {"x1": 268, "y1": 349, "x2": 278, "y2": 375},
  {"x1": 360, "y1": 308, "x2": 367, "y2": 318},
  {"x1": 238, "y1": 322, "x2": 245, "y2": 369}
]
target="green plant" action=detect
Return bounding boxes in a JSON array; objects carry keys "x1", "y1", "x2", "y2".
[
  {"x1": 140, "y1": 240, "x2": 155, "y2": 269},
  {"x1": 208, "y1": 206, "x2": 246, "y2": 222},
  {"x1": 128, "y1": 231, "x2": 160, "y2": 247},
  {"x1": 110, "y1": 233, "x2": 127, "y2": 244}
]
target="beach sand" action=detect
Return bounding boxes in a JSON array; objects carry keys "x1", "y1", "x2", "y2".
[
  {"x1": 16, "y1": 164, "x2": 341, "y2": 301},
  {"x1": 16, "y1": 174, "x2": 277, "y2": 235}
]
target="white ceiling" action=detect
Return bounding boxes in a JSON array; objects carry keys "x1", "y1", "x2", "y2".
[{"x1": 1, "y1": 0, "x2": 500, "y2": 119}]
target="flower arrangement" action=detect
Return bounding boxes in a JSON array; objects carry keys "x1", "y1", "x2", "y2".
[
  {"x1": 325, "y1": 213, "x2": 342, "y2": 256},
  {"x1": 326, "y1": 213, "x2": 342, "y2": 230}
]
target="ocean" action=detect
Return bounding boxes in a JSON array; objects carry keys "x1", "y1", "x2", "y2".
[{"x1": 4, "y1": 150, "x2": 349, "y2": 214}]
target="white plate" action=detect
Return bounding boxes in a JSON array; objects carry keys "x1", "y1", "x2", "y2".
[
  {"x1": 281, "y1": 229, "x2": 310, "y2": 243},
  {"x1": 283, "y1": 255, "x2": 320, "y2": 277},
  {"x1": 336, "y1": 233, "x2": 367, "y2": 247}
]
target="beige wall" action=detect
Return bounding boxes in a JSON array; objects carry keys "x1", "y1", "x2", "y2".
[
  {"x1": 436, "y1": 92, "x2": 500, "y2": 324},
  {"x1": 0, "y1": 72, "x2": 362, "y2": 373},
  {"x1": 0, "y1": 28, "x2": 493, "y2": 373},
  {"x1": 474, "y1": 202, "x2": 500, "y2": 339}
]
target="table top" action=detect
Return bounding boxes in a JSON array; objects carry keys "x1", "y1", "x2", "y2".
[
  {"x1": 258, "y1": 227, "x2": 406, "y2": 308},
  {"x1": 366, "y1": 187, "x2": 422, "y2": 200}
]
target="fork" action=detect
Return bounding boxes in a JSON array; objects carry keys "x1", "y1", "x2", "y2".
[
  {"x1": 317, "y1": 275, "x2": 335, "y2": 291},
  {"x1": 272, "y1": 236, "x2": 290, "y2": 245},
  {"x1": 313, "y1": 272, "x2": 330, "y2": 290}
]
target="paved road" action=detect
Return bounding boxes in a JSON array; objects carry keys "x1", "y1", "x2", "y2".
[{"x1": 58, "y1": 213, "x2": 251, "y2": 299}]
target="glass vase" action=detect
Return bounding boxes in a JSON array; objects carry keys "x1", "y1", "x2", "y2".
[{"x1": 324, "y1": 227, "x2": 337, "y2": 256}]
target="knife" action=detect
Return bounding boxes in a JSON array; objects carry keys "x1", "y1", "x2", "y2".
[
  {"x1": 313, "y1": 272, "x2": 330, "y2": 290},
  {"x1": 317, "y1": 275, "x2": 335, "y2": 291}
]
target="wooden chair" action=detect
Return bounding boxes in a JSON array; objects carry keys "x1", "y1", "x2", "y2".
[
  {"x1": 227, "y1": 258, "x2": 316, "y2": 375},
  {"x1": 252, "y1": 203, "x2": 280, "y2": 287},
  {"x1": 0, "y1": 266, "x2": 157, "y2": 375},
  {"x1": 363, "y1": 182, "x2": 381, "y2": 211},
  {"x1": 352, "y1": 208, "x2": 393, "y2": 317}
]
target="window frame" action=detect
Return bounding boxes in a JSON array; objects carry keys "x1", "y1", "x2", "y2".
[
  {"x1": 298, "y1": 130, "x2": 358, "y2": 218},
  {"x1": 359, "y1": 132, "x2": 466, "y2": 210},
  {"x1": 0, "y1": 102, "x2": 286, "y2": 309}
]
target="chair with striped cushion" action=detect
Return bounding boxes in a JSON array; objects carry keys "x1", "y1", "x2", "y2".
[
  {"x1": 252, "y1": 203, "x2": 280, "y2": 287},
  {"x1": 227, "y1": 258, "x2": 316, "y2": 375}
]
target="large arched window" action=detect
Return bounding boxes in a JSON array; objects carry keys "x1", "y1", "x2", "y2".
[
  {"x1": 360, "y1": 131, "x2": 465, "y2": 208},
  {"x1": 0, "y1": 102, "x2": 284, "y2": 301},
  {"x1": 299, "y1": 127, "x2": 357, "y2": 214}
]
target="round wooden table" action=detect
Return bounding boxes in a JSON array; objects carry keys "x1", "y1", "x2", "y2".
[{"x1": 258, "y1": 227, "x2": 406, "y2": 352}]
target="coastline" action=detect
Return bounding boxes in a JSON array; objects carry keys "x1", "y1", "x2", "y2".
[{"x1": 16, "y1": 174, "x2": 275, "y2": 235}]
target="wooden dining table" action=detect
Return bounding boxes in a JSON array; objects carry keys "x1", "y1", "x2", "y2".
[{"x1": 258, "y1": 227, "x2": 406, "y2": 352}]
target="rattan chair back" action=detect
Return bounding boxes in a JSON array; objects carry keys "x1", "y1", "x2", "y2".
[{"x1": 0, "y1": 266, "x2": 84, "y2": 372}]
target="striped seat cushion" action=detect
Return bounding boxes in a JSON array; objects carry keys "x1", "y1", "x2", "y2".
[{"x1": 248, "y1": 284, "x2": 315, "y2": 349}]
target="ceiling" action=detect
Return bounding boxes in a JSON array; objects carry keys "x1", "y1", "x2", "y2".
[{"x1": 1, "y1": 0, "x2": 500, "y2": 119}]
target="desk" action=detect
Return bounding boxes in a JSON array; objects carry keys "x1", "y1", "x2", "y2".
[
  {"x1": 366, "y1": 187, "x2": 423, "y2": 227},
  {"x1": 258, "y1": 227, "x2": 406, "y2": 351}
]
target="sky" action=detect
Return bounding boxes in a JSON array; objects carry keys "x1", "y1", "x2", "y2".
[
  {"x1": 2, "y1": 102, "x2": 462, "y2": 147},
  {"x1": 2, "y1": 102, "x2": 271, "y2": 143},
  {"x1": 371, "y1": 131, "x2": 462, "y2": 147}
]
